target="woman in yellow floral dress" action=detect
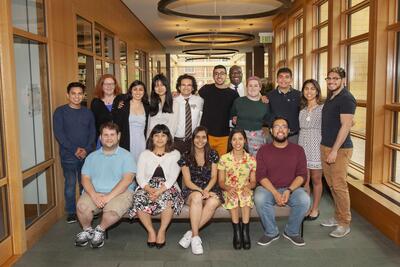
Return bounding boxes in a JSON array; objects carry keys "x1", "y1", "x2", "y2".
[{"x1": 218, "y1": 128, "x2": 257, "y2": 250}]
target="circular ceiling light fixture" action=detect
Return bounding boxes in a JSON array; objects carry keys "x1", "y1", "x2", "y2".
[
  {"x1": 182, "y1": 48, "x2": 239, "y2": 56},
  {"x1": 185, "y1": 57, "x2": 231, "y2": 62},
  {"x1": 175, "y1": 32, "x2": 255, "y2": 44},
  {"x1": 158, "y1": 0, "x2": 292, "y2": 20}
]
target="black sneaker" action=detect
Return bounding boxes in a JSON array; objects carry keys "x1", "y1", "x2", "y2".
[
  {"x1": 66, "y1": 214, "x2": 77, "y2": 224},
  {"x1": 283, "y1": 232, "x2": 305, "y2": 246},
  {"x1": 75, "y1": 228, "x2": 94, "y2": 247},
  {"x1": 257, "y1": 233, "x2": 280, "y2": 246},
  {"x1": 90, "y1": 226, "x2": 105, "y2": 248}
]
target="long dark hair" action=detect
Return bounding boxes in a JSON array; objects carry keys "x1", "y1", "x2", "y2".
[
  {"x1": 149, "y1": 74, "x2": 173, "y2": 116},
  {"x1": 227, "y1": 128, "x2": 249, "y2": 153},
  {"x1": 146, "y1": 124, "x2": 174, "y2": 152},
  {"x1": 187, "y1": 126, "x2": 212, "y2": 167},
  {"x1": 127, "y1": 80, "x2": 149, "y2": 105},
  {"x1": 300, "y1": 79, "x2": 323, "y2": 109}
]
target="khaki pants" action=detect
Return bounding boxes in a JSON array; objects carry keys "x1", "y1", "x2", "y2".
[
  {"x1": 321, "y1": 145, "x2": 353, "y2": 227},
  {"x1": 208, "y1": 135, "x2": 229, "y2": 156}
]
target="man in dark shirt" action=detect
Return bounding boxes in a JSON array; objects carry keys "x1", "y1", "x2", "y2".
[
  {"x1": 53, "y1": 82, "x2": 96, "y2": 223},
  {"x1": 320, "y1": 67, "x2": 356, "y2": 238},
  {"x1": 267, "y1": 67, "x2": 301, "y2": 143},
  {"x1": 254, "y1": 117, "x2": 310, "y2": 247},
  {"x1": 199, "y1": 65, "x2": 239, "y2": 156}
]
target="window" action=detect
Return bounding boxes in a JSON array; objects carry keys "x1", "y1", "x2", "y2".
[
  {"x1": 12, "y1": 0, "x2": 45, "y2": 35},
  {"x1": 293, "y1": 14, "x2": 303, "y2": 89},
  {"x1": 343, "y1": 0, "x2": 370, "y2": 171},
  {"x1": 275, "y1": 23, "x2": 288, "y2": 68},
  {"x1": 135, "y1": 50, "x2": 148, "y2": 85},
  {"x1": 119, "y1": 40, "x2": 128, "y2": 91},
  {"x1": 76, "y1": 16, "x2": 92, "y2": 52},
  {"x1": 0, "y1": 185, "x2": 9, "y2": 242},
  {"x1": 313, "y1": 0, "x2": 328, "y2": 97}
]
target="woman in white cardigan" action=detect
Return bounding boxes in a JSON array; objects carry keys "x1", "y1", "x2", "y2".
[{"x1": 132, "y1": 124, "x2": 183, "y2": 249}]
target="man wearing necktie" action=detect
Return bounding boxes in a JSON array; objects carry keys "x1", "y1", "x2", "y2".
[{"x1": 229, "y1": 65, "x2": 245, "y2": 97}]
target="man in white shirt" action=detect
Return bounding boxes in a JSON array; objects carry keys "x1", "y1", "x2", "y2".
[
  {"x1": 174, "y1": 74, "x2": 204, "y2": 154},
  {"x1": 229, "y1": 65, "x2": 245, "y2": 97}
]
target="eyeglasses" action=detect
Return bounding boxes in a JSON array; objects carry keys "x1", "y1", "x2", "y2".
[
  {"x1": 103, "y1": 82, "x2": 115, "y2": 86},
  {"x1": 213, "y1": 72, "x2": 226, "y2": 77},
  {"x1": 272, "y1": 125, "x2": 288, "y2": 130},
  {"x1": 325, "y1": 77, "x2": 342, "y2": 81}
]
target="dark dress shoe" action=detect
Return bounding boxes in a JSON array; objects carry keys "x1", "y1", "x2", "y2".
[
  {"x1": 242, "y1": 222, "x2": 251, "y2": 250},
  {"x1": 156, "y1": 242, "x2": 166, "y2": 249},
  {"x1": 147, "y1": 242, "x2": 156, "y2": 248},
  {"x1": 305, "y1": 211, "x2": 320, "y2": 221}
]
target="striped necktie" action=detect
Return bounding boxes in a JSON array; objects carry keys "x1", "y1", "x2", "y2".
[{"x1": 185, "y1": 98, "x2": 192, "y2": 140}]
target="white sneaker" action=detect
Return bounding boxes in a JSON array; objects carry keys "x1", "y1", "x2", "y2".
[
  {"x1": 178, "y1": 230, "x2": 192, "y2": 249},
  {"x1": 320, "y1": 217, "x2": 338, "y2": 227},
  {"x1": 329, "y1": 226, "x2": 351, "y2": 238},
  {"x1": 191, "y1": 236, "x2": 203, "y2": 255}
]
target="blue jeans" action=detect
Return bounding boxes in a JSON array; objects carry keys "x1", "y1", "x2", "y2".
[
  {"x1": 61, "y1": 160, "x2": 84, "y2": 215},
  {"x1": 254, "y1": 186, "x2": 310, "y2": 237}
]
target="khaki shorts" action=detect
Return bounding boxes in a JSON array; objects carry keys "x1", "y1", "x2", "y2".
[{"x1": 77, "y1": 191, "x2": 133, "y2": 218}]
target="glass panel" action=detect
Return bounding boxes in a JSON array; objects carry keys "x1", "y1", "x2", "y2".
[
  {"x1": 353, "y1": 106, "x2": 366, "y2": 135},
  {"x1": 349, "y1": 0, "x2": 365, "y2": 7},
  {"x1": 95, "y1": 59, "x2": 102, "y2": 82},
  {"x1": 23, "y1": 168, "x2": 54, "y2": 228},
  {"x1": 264, "y1": 52, "x2": 269, "y2": 79},
  {"x1": 95, "y1": 29, "x2": 101, "y2": 56},
  {"x1": 395, "y1": 32, "x2": 400, "y2": 102},
  {"x1": 104, "y1": 34, "x2": 114, "y2": 59},
  {"x1": 318, "y1": 1, "x2": 328, "y2": 23},
  {"x1": 295, "y1": 37, "x2": 303, "y2": 55},
  {"x1": 296, "y1": 17, "x2": 303, "y2": 35},
  {"x1": 12, "y1": 0, "x2": 45, "y2": 35},
  {"x1": 294, "y1": 57, "x2": 303, "y2": 90},
  {"x1": 76, "y1": 16, "x2": 92, "y2": 52},
  {"x1": 0, "y1": 185, "x2": 10, "y2": 242},
  {"x1": 348, "y1": 41, "x2": 368, "y2": 101},
  {"x1": 0, "y1": 67, "x2": 5, "y2": 178},
  {"x1": 13, "y1": 36, "x2": 52, "y2": 171},
  {"x1": 349, "y1": 7, "x2": 369, "y2": 37},
  {"x1": 391, "y1": 150, "x2": 400, "y2": 184},
  {"x1": 120, "y1": 41, "x2": 128, "y2": 91},
  {"x1": 104, "y1": 62, "x2": 114, "y2": 75},
  {"x1": 317, "y1": 51, "x2": 328, "y2": 98},
  {"x1": 318, "y1": 25, "x2": 328, "y2": 48},
  {"x1": 78, "y1": 54, "x2": 94, "y2": 106},
  {"x1": 351, "y1": 136, "x2": 365, "y2": 167},
  {"x1": 392, "y1": 112, "x2": 400, "y2": 144}
]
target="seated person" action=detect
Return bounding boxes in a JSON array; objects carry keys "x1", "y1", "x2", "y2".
[
  {"x1": 178, "y1": 126, "x2": 222, "y2": 255},
  {"x1": 132, "y1": 124, "x2": 184, "y2": 249},
  {"x1": 74, "y1": 122, "x2": 136, "y2": 248},
  {"x1": 254, "y1": 117, "x2": 310, "y2": 247}
]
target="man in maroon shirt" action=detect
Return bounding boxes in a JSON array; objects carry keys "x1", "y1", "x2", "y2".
[{"x1": 254, "y1": 117, "x2": 310, "y2": 246}]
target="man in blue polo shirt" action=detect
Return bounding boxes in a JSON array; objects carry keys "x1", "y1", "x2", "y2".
[{"x1": 74, "y1": 122, "x2": 136, "y2": 248}]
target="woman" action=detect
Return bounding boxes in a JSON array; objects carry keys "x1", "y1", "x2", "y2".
[
  {"x1": 177, "y1": 126, "x2": 222, "y2": 255},
  {"x1": 113, "y1": 80, "x2": 149, "y2": 163},
  {"x1": 218, "y1": 128, "x2": 256, "y2": 250},
  {"x1": 298, "y1": 79, "x2": 324, "y2": 221},
  {"x1": 91, "y1": 74, "x2": 122, "y2": 148},
  {"x1": 147, "y1": 74, "x2": 179, "y2": 137},
  {"x1": 132, "y1": 124, "x2": 183, "y2": 249},
  {"x1": 231, "y1": 76, "x2": 270, "y2": 156}
]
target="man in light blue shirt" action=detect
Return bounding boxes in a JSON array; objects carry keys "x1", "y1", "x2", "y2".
[{"x1": 74, "y1": 122, "x2": 136, "y2": 248}]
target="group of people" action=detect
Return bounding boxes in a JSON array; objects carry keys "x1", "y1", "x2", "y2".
[{"x1": 53, "y1": 64, "x2": 355, "y2": 254}]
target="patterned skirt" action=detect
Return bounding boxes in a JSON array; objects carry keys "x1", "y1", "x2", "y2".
[
  {"x1": 130, "y1": 176, "x2": 184, "y2": 217},
  {"x1": 245, "y1": 129, "x2": 265, "y2": 157}
]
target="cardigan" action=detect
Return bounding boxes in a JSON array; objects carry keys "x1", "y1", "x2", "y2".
[
  {"x1": 90, "y1": 97, "x2": 115, "y2": 138},
  {"x1": 136, "y1": 149, "x2": 181, "y2": 190},
  {"x1": 112, "y1": 93, "x2": 149, "y2": 151}
]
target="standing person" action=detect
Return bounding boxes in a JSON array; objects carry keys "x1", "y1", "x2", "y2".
[
  {"x1": 112, "y1": 80, "x2": 149, "y2": 163},
  {"x1": 174, "y1": 74, "x2": 204, "y2": 155},
  {"x1": 298, "y1": 79, "x2": 324, "y2": 221},
  {"x1": 132, "y1": 124, "x2": 184, "y2": 249},
  {"x1": 91, "y1": 74, "x2": 122, "y2": 148},
  {"x1": 254, "y1": 117, "x2": 310, "y2": 247},
  {"x1": 53, "y1": 82, "x2": 96, "y2": 223},
  {"x1": 74, "y1": 122, "x2": 136, "y2": 248},
  {"x1": 218, "y1": 129, "x2": 257, "y2": 250},
  {"x1": 147, "y1": 74, "x2": 179, "y2": 138},
  {"x1": 178, "y1": 126, "x2": 222, "y2": 255},
  {"x1": 231, "y1": 76, "x2": 270, "y2": 156},
  {"x1": 229, "y1": 65, "x2": 245, "y2": 97},
  {"x1": 267, "y1": 67, "x2": 301, "y2": 143},
  {"x1": 320, "y1": 67, "x2": 356, "y2": 238},
  {"x1": 199, "y1": 65, "x2": 239, "y2": 156}
]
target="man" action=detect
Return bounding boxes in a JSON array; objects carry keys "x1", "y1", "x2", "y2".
[
  {"x1": 267, "y1": 67, "x2": 301, "y2": 143},
  {"x1": 254, "y1": 117, "x2": 310, "y2": 246},
  {"x1": 199, "y1": 65, "x2": 239, "y2": 156},
  {"x1": 53, "y1": 82, "x2": 96, "y2": 223},
  {"x1": 229, "y1": 65, "x2": 245, "y2": 97},
  {"x1": 74, "y1": 122, "x2": 136, "y2": 248},
  {"x1": 174, "y1": 74, "x2": 204, "y2": 154},
  {"x1": 320, "y1": 67, "x2": 356, "y2": 238}
]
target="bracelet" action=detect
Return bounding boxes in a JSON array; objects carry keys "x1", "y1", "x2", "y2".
[{"x1": 287, "y1": 188, "x2": 293, "y2": 194}]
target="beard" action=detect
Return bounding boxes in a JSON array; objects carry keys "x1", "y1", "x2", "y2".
[{"x1": 272, "y1": 134, "x2": 288, "y2": 143}]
